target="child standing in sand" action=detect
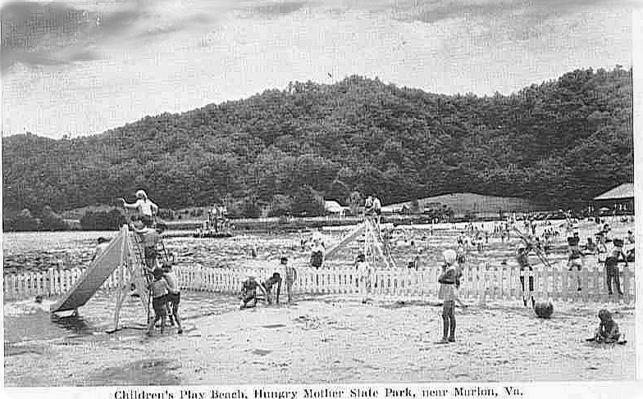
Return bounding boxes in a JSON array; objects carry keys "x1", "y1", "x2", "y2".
[
  {"x1": 516, "y1": 243, "x2": 535, "y2": 308},
  {"x1": 438, "y1": 250, "x2": 465, "y2": 343},
  {"x1": 567, "y1": 232, "x2": 584, "y2": 291},
  {"x1": 355, "y1": 253, "x2": 373, "y2": 304},
  {"x1": 163, "y1": 261, "x2": 183, "y2": 334},
  {"x1": 280, "y1": 257, "x2": 298, "y2": 304},
  {"x1": 147, "y1": 268, "x2": 170, "y2": 336},
  {"x1": 605, "y1": 239, "x2": 628, "y2": 296}
]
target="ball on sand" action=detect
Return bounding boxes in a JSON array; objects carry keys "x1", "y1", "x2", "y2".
[{"x1": 534, "y1": 301, "x2": 554, "y2": 319}]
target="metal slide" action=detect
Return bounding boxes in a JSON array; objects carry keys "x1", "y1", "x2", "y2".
[
  {"x1": 324, "y1": 222, "x2": 367, "y2": 260},
  {"x1": 50, "y1": 231, "x2": 125, "y2": 313}
]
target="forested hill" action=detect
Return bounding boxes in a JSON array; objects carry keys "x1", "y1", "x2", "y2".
[{"x1": 2, "y1": 67, "x2": 633, "y2": 216}]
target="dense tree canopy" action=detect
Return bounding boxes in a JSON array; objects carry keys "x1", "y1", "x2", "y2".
[{"x1": 2, "y1": 67, "x2": 633, "y2": 220}]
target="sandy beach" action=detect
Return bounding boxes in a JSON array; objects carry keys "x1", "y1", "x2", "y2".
[{"x1": 4, "y1": 294, "x2": 635, "y2": 386}]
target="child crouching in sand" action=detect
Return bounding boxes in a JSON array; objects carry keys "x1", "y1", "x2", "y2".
[
  {"x1": 438, "y1": 250, "x2": 466, "y2": 343},
  {"x1": 240, "y1": 275, "x2": 268, "y2": 309},
  {"x1": 587, "y1": 309, "x2": 621, "y2": 343},
  {"x1": 147, "y1": 268, "x2": 170, "y2": 336}
]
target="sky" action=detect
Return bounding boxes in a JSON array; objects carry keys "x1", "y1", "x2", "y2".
[{"x1": 0, "y1": 0, "x2": 637, "y2": 139}]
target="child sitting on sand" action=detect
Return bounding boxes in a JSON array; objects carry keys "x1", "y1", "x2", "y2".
[
  {"x1": 438, "y1": 250, "x2": 466, "y2": 343},
  {"x1": 239, "y1": 275, "x2": 268, "y2": 309},
  {"x1": 146, "y1": 268, "x2": 170, "y2": 336},
  {"x1": 588, "y1": 309, "x2": 621, "y2": 343}
]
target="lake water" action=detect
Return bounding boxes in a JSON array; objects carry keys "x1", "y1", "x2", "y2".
[{"x1": 3, "y1": 219, "x2": 634, "y2": 274}]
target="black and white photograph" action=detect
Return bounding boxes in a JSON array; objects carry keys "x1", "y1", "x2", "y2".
[{"x1": 1, "y1": 0, "x2": 640, "y2": 394}]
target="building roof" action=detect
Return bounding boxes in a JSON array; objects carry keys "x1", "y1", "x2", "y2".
[
  {"x1": 324, "y1": 200, "x2": 345, "y2": 213},
  {"x1": 381, "y1": 203, "x2": 409, "y2": 213},
  {"x1": 593, "y1": 183, "x2": 634, "y2": 201}
]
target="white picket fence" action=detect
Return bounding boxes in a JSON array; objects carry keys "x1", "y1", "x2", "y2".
[{"x1": 2, "y1": 264, "x2": 635, "y2": 304}]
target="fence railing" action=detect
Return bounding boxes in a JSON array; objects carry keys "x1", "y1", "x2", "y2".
[{"x1": 3, "y1": 264, "x2": 635, "y2": 304}]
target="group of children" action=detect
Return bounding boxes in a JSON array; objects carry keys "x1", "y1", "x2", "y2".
[
  {"x1": 239, "y1": 257, "x2": 298, "y2": 309},
  {"x1": 117, "y1": 189, "x2": 629, "y2": 346},
  {"x1": 439, "y1": 244, "x2": 626, "y2": 346},
  {"x1": 147, "y1": 262, "x2": 182, "y2": 336},
  {"x1": 118, "y1": 190, "x2": 183, "y2": 337}
]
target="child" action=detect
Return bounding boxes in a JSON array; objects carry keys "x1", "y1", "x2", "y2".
[
  {"x1": 131, "y1": 222, "x2": 165, "y2": 273},
  {"x1": 262, "y1": 272, "x2": 282, "y2": 305},
  {"x1": 595, "y1": 232, "x2": 608, "y2": 266},
  {"x1": 120, "y1": 190, "x2": 159, "y2": 227},
  {"x1": 146, "y1": 268, "x2": 170, "y2": 336},
  {"x1": 567, "y1": 233, "x2": 584, "y2": 291},
  {"x1": 605, "y1": 239, "x2": 628, "y2": 296},
  {"x1": 310, "y1": 237, "x2": 325, "y2": 269},
  {"x1": 438, "y1": 250, "x2": 465, "y2": 343},
  {"x1": 589, "y1": 309, "x2": 621, "y2": 343},
  {"x1": 583, "y1": 237, "x2": 597, "y2": 254},
  {"x1": 516, "y1": 243, "x2": 535, "y2": 307},
  {"x1": 92, "y1": 237, "x2": 111, "y2": 261},
  {"x1": 239, "y1": 275, "x2": 268, "y2": 309},
  {"x1": 280, "y1": 257, "x2": 298, "y2": 304},
  {"x1": 355, "y1": 253, "x2": 373, "y2": 304},
  {"x1": 162, "y1": 261, "x2": 182, "y2": 334}
]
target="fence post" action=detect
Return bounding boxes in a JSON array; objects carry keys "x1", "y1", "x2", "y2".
[
  {"x1": 5, "y1": 274, "x2": 13, "y2": 300},
  {"x1": 581, "y1": 268, "x2": 589, "y2": 302}
]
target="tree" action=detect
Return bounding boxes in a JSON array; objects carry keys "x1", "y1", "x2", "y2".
[{"x1": 292, "y1": 185, "x2": 325, "y2": 216}]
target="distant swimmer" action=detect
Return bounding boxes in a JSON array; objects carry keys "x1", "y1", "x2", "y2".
[{"x1": 92, "y1": 237, "x2": 111, "y2": 261}]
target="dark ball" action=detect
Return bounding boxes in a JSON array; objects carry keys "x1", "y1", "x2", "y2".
[{"x1": 534, "y1": 301, "x2": 554, "y2": 319}]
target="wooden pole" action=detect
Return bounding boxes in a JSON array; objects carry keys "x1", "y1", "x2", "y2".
[{"x1": 112, "y1": 225, "x2": 128, "y2": 332}]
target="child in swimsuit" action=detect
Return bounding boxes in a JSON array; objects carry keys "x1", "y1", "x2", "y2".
[
  {"x1": 146, "y1": 268, "x2": 169, "y2": 336},
  {"x1": 592, "y1": 309, "x2": 620, "y2": 343}
]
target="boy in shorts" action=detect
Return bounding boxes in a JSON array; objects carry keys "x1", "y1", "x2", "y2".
[
  {"x1": 516, "y1": 243, "x2": 535, "y2": 307},
  {"x1": 146, "y1": 268, "x2": 169, "y2": 336},
  {"x1": 355, "y1": 253, "x2": 373, "y2": 304},
  {"x1": 280, "y1": 257, "x2": 298, "y2": 304},
  {"x1": 163, "y1": 261, "x2": 183, "y2": 334},
  {"x1": 567, "y1": 233, "x2": 583, "y2": 291}
]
